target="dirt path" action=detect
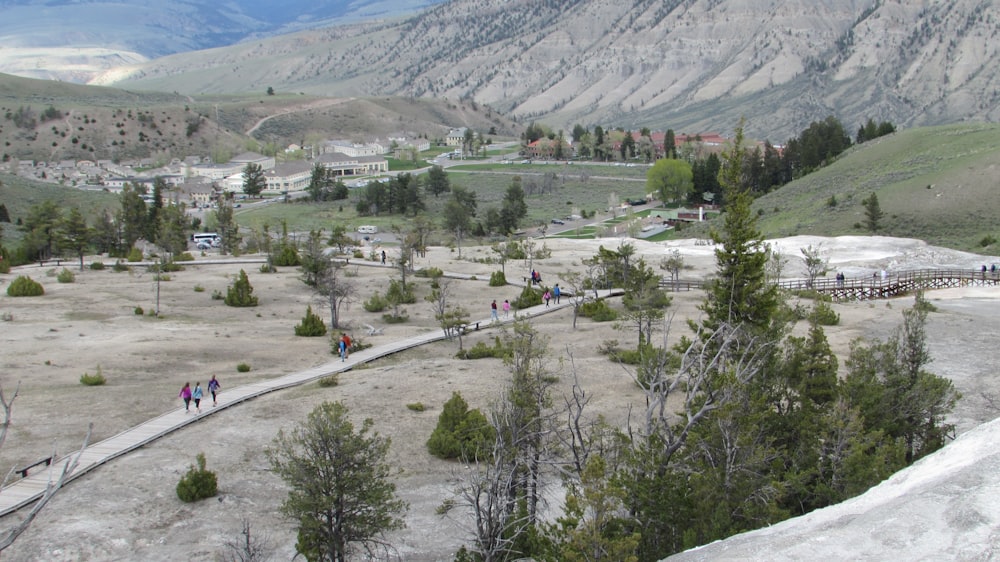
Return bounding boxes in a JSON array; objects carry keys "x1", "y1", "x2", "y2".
[{"x1": 244, "y1": 97, "x2": 354, "y2": 136}]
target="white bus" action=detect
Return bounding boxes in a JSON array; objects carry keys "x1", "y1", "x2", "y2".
[{"x1": 191, "y1": 232, "x2": 220, "y2": 247}]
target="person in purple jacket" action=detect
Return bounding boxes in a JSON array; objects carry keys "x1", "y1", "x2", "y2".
[{"x1": 179, "y1": 382, "x2": 192, "y2": 413}]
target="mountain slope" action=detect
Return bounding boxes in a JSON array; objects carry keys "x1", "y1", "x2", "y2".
[
  {"x1": 89, "y1": 0, "x2": 1000, "y2": 141},
  {"x1": 0, "y1": 0, "x2": 448, "y2": 82}
]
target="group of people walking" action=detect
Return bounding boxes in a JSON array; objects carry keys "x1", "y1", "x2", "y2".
[
  {"x1": 179, "y1": 375, "x2": 221, "y2": 414},
  {"x1": 490, "y1": 277, "x2": 563, "y2": 321}
]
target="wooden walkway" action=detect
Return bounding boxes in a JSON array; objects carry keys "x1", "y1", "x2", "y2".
[
  {"x1": 778, "y1": 268, "x2": 1000, "y2": 301},
  {"x1": 0, "y1": 289, "x2": 618, "y2": 518}
]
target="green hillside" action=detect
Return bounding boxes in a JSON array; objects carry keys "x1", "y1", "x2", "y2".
[
  {"x1": 0, "y1": 173, "x2": 119, "y2": 245},
  {"x1": 744, "y1": 123, "x2": 1000, "y2": 253}
]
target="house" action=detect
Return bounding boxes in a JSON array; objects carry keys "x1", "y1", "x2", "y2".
[
  {"x1": 313, "y1": 152, "x2": 389, "y2": 176},
  {"x1": 176, "y1": 181, "x2": 217, "y2": 206},
  {"x1": 445, "y1": 127, "x2": 468, "y2": 146},
  {"x1": 263, "y1": 161, "x2": 312, "y2": 193},
  {"x1": 230, "y1": 151, "x2": 275, "y2": 171},
  {"x1": 524, "y1": 138, "x2": 573, "y2": 160},
  {"x1": 321, "y1": 141, "x2": 383, "y2": 157}
]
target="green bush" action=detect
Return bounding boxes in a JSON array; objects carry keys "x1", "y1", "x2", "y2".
[
  {"x1": 56, "y1": 268, "x2": 75, "y2": 283},
  {"x1": 89, "y1": 261, "x2": 106, "y2": 270},
  {"x1": 406, "y1": 402, "x2": 426, "y2": 412},
  {"x1": 810, "y1": 301, "x2": 840, "y2": 326},
  {"x1": 7, "y1": 276, "x2": 44, "y2": 297},
  {"x1": 259, "y1": 262, "x2": 277, "y2": 273},
  {"x1": 980, "y1": 235, "x2": 997, "y2": 247},
  {"x1": 363, "y1": 291, "x2": 389, "y2": 312},
  {"x1": 225, "y1": 269, "x2": 259, "y2": 307},
  {"x1": 318, "y1": 374, "x2": 340, "y2": 387},
  {"x1": 353, "y1": 249, "x2": 364, "y2": 259},
  {"x1": 236, "y1": 362, "x2": 251, "y2": 372},
  {"x1": 294, "y1": 305, "x2": 328, "y2": 337},
  {"x1": 415, "y1": 267, "x2": 443, "y2": 279},
  {"x1": 455, "y1": 337, "x2": 506, "y2": 360},
  {"x1": 134, "y1": 306, "x2": 144, "y2": 315},
  {"x1": 176, "y1": 453, "x2": 218, "y2": 502},
  {"x1": 579, "y1": 298, "x2": 617, "y2": 321},
  {"x1": 175, "y1": 252, "x2": 195, "y2": 262},
  {"x1": 126, "y1": 247, "x2": 143, "y2": 262},
  {"x1": 489, "y1": 270, "x2": 507, "y2": 286},
  {"x1": 272, "y1": 244, "x2": 301, "y2": 267},
  {"x1": 211, "y1": 289, "x2": 224, "y2": 300},
  {"x1": 426, "y1": 392, "x2": 496, "y2": 461},
  {"x1": 382, "y1": 313, "x2": 409, "y2": 324},
  {"x1": 112, "y1": 260, "x2": 130, "y2": 272},
  {"x1": 512, "y1": 285, "x2": 542, "y2": 309},
  {"x1": 80, "y1": 365, "x2": 107, "y2": 386},
  {"x1": 160, "y1": 261, "x2": 184, "y2": 272},
  {"x1": 193, "y1": 284, "x2": 205, "y2": 292}
]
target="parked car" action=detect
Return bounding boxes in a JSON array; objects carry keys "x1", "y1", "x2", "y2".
[{"x1": 551, "y1": 219, "x2": 565, "y2": 225}]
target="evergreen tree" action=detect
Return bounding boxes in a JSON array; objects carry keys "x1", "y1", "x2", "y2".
[
  {"x1": 862, "y1": 192, "x2": 884, "y2": 233},
  {"x1": 59, "y1": 207, "x2": 92, "y2": 270},
  {"x1": 266, "y1": 402, "x2": 407, "y2": 562},
  {"x1": 242, "y1": 162, "x2": 266, "y2": 198}
]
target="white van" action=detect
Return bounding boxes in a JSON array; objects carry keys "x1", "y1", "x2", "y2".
[
  {"x1": 192, "y1": 232, "x2": 220, "y2": 246},
  {"x1": 357, "y1": 225, "x2": 378, "y2": 234}
]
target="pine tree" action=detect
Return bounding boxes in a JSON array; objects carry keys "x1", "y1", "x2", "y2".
[{"x1": 862, "y1": 192, "x2": 884, "y2": 232}]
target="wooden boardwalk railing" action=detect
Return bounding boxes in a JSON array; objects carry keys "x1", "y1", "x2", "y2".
[
  {"x1": 778, "y1": 268, "x2": 1000, "y2": 301},
  {"x1": 660, "y1": 268, "x2": 1000, "y2": 301}
]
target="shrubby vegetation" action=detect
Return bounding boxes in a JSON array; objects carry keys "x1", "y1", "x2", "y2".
[
  {"x1": 225, "y1": 270, "x2": 258, "y2": 307},
  {"x1": 426, "y1": 392, "x2": 494, "y2": 461},
  {"x1": 7, "y1": 276, "x2": 44, "y2": 296},
  {"x1": 176, "y1": 453, "x2": 218, "y2": 502},
  {"x1": 294, "y1": 305, "x2": 327, "y2": 337},
  {"x1": 80, "y1": 365, "x2": 106, "y2": 386}
]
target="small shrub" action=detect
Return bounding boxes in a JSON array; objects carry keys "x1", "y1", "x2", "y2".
[
  {"x1": 112, "y1": 260, "x2": 130, "y2": 272},
  {"x1": 980, "y1": 235, "x2": 997, "y2": 247},
  {"x1": 426, "y1": 392, "x2": 496, "y2": 461},
  {"x1": 211, "y1": 289, "x2": 224, "y2": 300},
  {"x1": 259, "y1": 262, "x2": 277, "y2": 273},
  {"x1": 415, "y1": 267, "x2": 443, "y2": 279},
  {"x1": 80, "y1": 365, "x2": 107, "y2": 386},
  {"x1": 193, "y1": 284, "x2": 205, "y2": 292},
  {"x1": 353, "y1": 249, "x2": 364, "y2": 259},
  {"x1": 913, "y1": 291, "x2": 938, "y2": 313},
  {"x1": 225, "y1": 269, "x2": 259, "y2": 307},
  {"x1": 126, "y1": 247, "x2": 143, "y2": 262},
  {"x1": 363, "y1": 291, "x2": 389, "y2": 312},
  {"x1": 318, "y1": 374, "x2": 340, "y2": 387},
  {"x1": 89, "y1": 261, "x2": 106, "y2": 270},
  {"x1": 134, "y1": 306, "x2": 144, "y2": 315},
  {"x1": 236, "y1": 362, "x2": 251, "y2": 373},
  {"x1": 155, "y1": 273, "x2": 171, "y2": 282},
  {"x1": 175, "y1": 252, "x2": 195, "y2": 261},
  {"x1": 512, "y1": 285, "x2": 542, "y2": 309},
  {"x1": 455, "y1": 337, "x2": 506, "y2": 360},
  {"x1": 176, "y1": 453, "x2": 218, "y2": 502},
  {"x1": 489, "y1": 270, "x2": 507, "y2": 286},
  {"x1": 6, "y1": 276, "x2": 44, "y2": 297},
  {"x1": 827, "y1": 194, "x2": 838, "y2": 208},
  {"x1": 272, "y1": 244, "x2": 300, "y2": 267},
  {"x1": 579, "y1": 298, "x2": 617, "y2": 321},
  {"x1": 810, "y1": 301, "x2": 840, "y2": 326},
  {"x1": 382, "y1": 313, "x2": 409, "y2": 324},
  {"x1": 406, "y1": 402, "x2": 426, "y2": 412},
  {"x1": 294, "y1": 305, "x2": 328, "y2": 337},
  {"x1": 160, "y1": 261, "x2": 184, "y2": 272}
]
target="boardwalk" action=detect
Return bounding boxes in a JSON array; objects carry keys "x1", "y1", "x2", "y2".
[
  {"x1": 778, "y1": 268, "x2": 1000, "y2": 301},
  {"x1": 0, "y1": 289, "x2": 618, "y2": 518}
]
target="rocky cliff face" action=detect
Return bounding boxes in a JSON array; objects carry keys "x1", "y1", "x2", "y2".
[{"x1": 88, "y1": 0, "x2": 1000, "y2": 140}]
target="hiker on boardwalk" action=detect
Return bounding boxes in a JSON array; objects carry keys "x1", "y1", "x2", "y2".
[
  {"x1": 491, "y1": 299, "x2": 499, "y2": 321},
  {"x1": 208, "y1": 375, "x2": 221, "y2": 407},
  {"x1": 179, "y1": 382, "x2": 192, "y2": 413},
  {"x1": 192, "y1": 382, "x2": 204, "y2": 413},
  {"x1": 553, "y1": 284, "x2": 561, "y2": 303},
  {"x1": 381, "y1": 250, "x2": 387, "y2": 265},
  {"x1": 502, "y1": 299, "x2": 511, "y2": 318},
  {"x1": 543, "y1": 289, "x2": 551, "y2": 307},
  {"x1": 339, "y1": 332, "x2": 352, "y2": 361}
]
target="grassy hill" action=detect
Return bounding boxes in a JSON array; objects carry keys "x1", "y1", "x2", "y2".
[
  {"x1": 683, "y1": 123, "x2": 1000, "y2": 254},
  {"x1": 0, "y1": 173, "x2": 119, "y2": 245},
  {"x1": 0, "y1": 73, "x2": 520, "y2": 164}
]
